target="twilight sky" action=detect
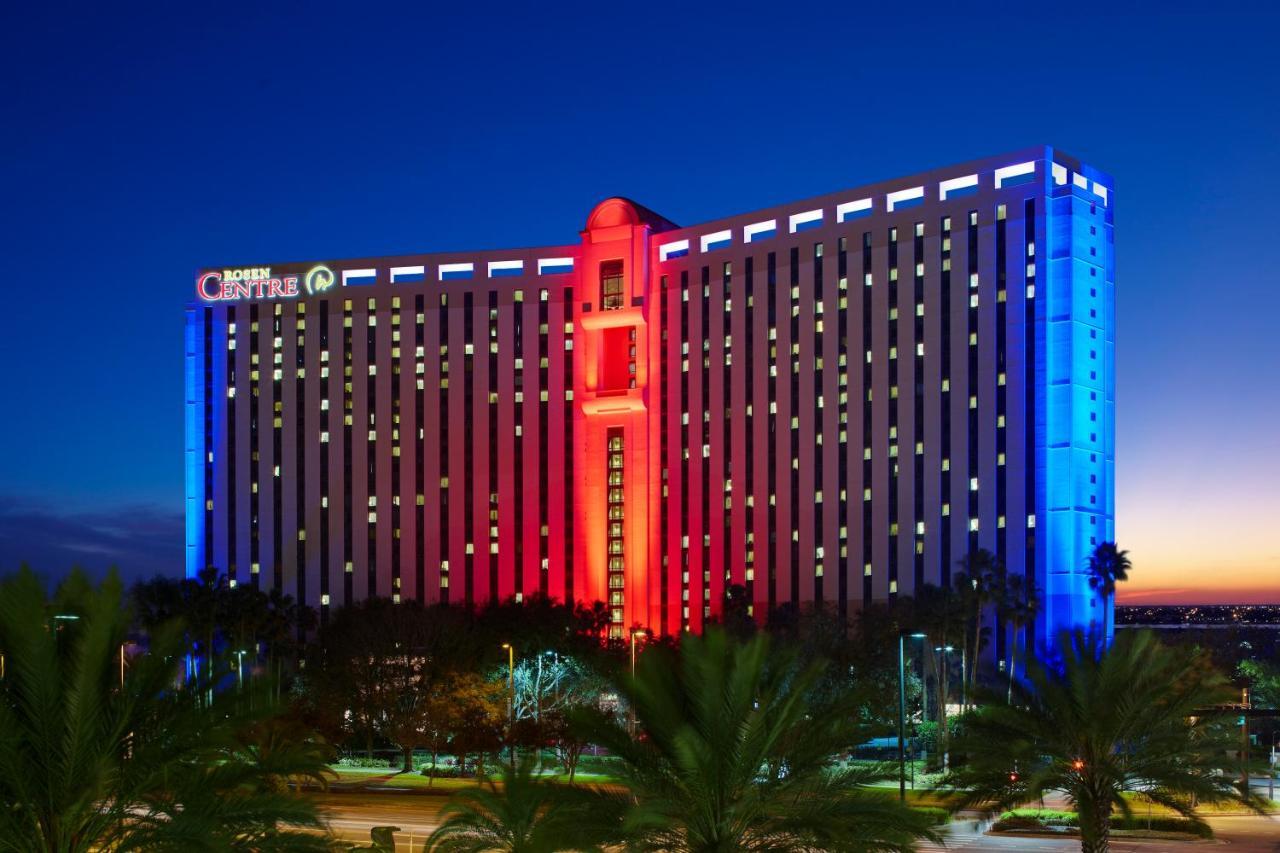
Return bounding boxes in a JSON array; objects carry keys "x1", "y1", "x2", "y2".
[{"x1": 1, "y1": 3, "x2": 1276, "y2": 603}]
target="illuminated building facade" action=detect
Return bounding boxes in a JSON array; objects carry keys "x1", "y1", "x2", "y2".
[{"x1": 186, "y1": 146, "x2": 1115, "y2": 653}]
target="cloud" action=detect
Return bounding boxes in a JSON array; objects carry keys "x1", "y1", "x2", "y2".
[{"x1": 0, "y1": 496, "x2": 183, "y2": 587}]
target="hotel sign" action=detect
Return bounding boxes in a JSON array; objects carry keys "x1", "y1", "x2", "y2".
[{"x1": 196, "y1": 265, "x2": 336, "y2": 302}]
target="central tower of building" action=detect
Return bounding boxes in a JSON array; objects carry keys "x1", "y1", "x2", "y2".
[{"x1": 574, "y1": 198, "x2": 674, "y2": 638}]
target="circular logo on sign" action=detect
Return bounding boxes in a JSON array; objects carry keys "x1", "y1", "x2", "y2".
[{"x1": 305, "y1": 264, "x2": 335, "y2": 295}]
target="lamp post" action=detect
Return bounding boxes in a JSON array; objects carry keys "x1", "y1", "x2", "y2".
[
  {"x1": 501, "y1": 643, "x2": 516, "y2": 764},
  {"x1": 934, "y1": 644, "x2": 954, "y2": 770},
  {"x1": 898, "y1": 632, "x2": 927, "y2": 802},
  {"x1": 1241, "y1": 687, "x2": 1251, "y2": 797},
  {"x1": 629, "y1": 629, "x2": 645, "y2": 737},
  {"x1": 1269, "y1": 733, "x2": 1277, "y2": 801},
  {"x1": 630, "y1": 630, "x2": 642, "y2": 679}
]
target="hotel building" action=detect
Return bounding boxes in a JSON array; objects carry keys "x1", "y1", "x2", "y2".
[{"x1": 186, "y1": 146, "x2": 1115, "y2": 654}]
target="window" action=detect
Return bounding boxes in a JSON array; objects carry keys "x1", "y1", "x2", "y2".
[{"x1": 600, "y1": 260, "x2": 624, "y2": 310}]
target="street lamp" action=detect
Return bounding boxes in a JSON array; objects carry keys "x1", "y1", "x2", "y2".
[
  {"x1": 234, "y1": 649, "x2": 247, "y2": 690},
  {"x1": 629, "y1": 629, "x2": 646, "y2": 737},
  {"x1": 629, "y1": 629, "x2": 646, "y2": 679},
  {"x1": 501, "y1": 643, "x2": 516, "y2": 764},
  {"x1": 934, "y1": 644, "x2": 955, "y2": 771},
  {"x1": 898, "y1": 632, "x2": 927, "y2": 802}
]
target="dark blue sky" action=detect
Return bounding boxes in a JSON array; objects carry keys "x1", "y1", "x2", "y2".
[{"x1": 2, "y1": 3, "x2": 1277, "y2": 598}]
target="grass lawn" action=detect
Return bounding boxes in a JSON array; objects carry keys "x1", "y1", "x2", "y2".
[{"x1": 326, "y1": 765, "x2": 621, "y2": 793}]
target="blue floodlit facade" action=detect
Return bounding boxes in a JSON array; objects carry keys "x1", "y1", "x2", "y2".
[{"x1": 185, "y1": 146, "x2": 1115, "y2": 661}]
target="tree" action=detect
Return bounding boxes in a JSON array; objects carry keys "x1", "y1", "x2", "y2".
[
  {"x1": 448, "y1": 678, "x2": 508, "y2": 778},
  {"x1": 508, "y1": 653, "x2": 606, "y2": 772},
  {"x1": 1237, "y1": 659, "x2": 1280, "y2": 708},
  {"x1": 944, "y1": 629, "x2": 1264, "y2": 853},
  {"x1": 573, "y1": 628, "x2": 939, "y2": 852},
  {"x1": 231, "y1": 712, "x2": 336, "y2": 793},
  {"x1": 476, "y1": 594, "x2": 611, "y2": 664},
  {"x1": 130, "y1": 570, "x2": 315, "y2": 701},
  {"x1": 906, "y1": 583, "x2": 965, "y2": 768},
  {"x1": 428, "y1": 671, "x2": 507, "y2": 781},
  {"x1": 1086, "y1": 542, "x2": 1131, "y2": 637},
  {"x1": 715, "y1": 583, "x2": 757, "y2": 640},
  {"x1": 997, "y1": 573, "x2": 1040, "y2": 704},
  {"x1": 311, "y1": 598, "x2": 480, "y2": 770},
  {"x1": 425, "y1": 758, "x2": 612, "y2": 852},
  {"x1": 0, "y1": 567, "x2": 333, "y2": 851},
  {"x1": 848, "y1": 601, "x2": 918, "y2": 730},
  {"x1": 953, "y1": 548, "x2": 1002, "y2": 704},
  {"x1": 511, "y1": 654, "x2": 586, "y2": 727}
]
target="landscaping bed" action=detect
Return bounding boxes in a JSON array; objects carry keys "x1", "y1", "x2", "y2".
[{"x1": 992, "y1": 808, "x2": 1213, "y2": 839}]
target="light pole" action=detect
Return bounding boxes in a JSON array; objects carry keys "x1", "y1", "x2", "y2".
[
  {"x1": 630, "y1": 630, "x2": 642, "y2": 679},
  {"x1": 934, "y1": 644, "x2": 954, "y2": 770},
  {"x1": 1241, "y1": 687, "x2": 1251, "y2": 797},
  {"x1": 235, "y1": 649, "x2": 247, "y2": 691},
  {"x1": 898, "y1": 632, "x2": 927, "y2": 802},
  {"x1": 501, "y1": 643, "x2": 515, "y2": 764},
  {"x1": 629, "y1": 629, "x2": 645, "y2": 737},
  {"x1": 1269, "y1": 733, "x2": 1277, "y2": 801}
]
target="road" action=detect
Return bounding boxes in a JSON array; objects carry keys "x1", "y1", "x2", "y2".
[
  {"x1": 930, "y1": 814, "x2": 1279, "y2": 852},
  {"x1": 308, "y1": 792, "x2": 447, "y2": 849},
  {"x1": 309, "y1": 792, "x2": 1280, "y2": 851}
]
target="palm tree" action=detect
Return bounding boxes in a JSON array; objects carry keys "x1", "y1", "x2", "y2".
[
  {"x1": 1086, "y1": 542, "x2": 1131, "y2": 638},
  {"x1": 425, "y1": 758, "x2": 610, "y2": 852},
  {"x1": 907, "y1": 583, "x2": 964, "y2": 767},
  {"x1": 232, "y1": 712, "x2": 336, "y2": 793},
  {"x1": 953, "y1": 548, "x2": 1003, "y2": 705},
  {"x1": 574, "y1": 628, "x2": 939, "y2": 852},
  {"x1": 0, "y1": 567, "x2": 335, "y2": 851},
  {"x1": 943, "y1": 629, "x2": 1263, "y2": 853},
  {"x1": 997, "y1": 573, "x2": 1040, "y2": 704}
]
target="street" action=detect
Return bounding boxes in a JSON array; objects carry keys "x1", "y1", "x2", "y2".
[
  {"x1": 309, "y1": 793, "x2": 447, "y2": 848},
  {"x1": 929, "y1": 815, "x2": 1280, "y2": 852},
  {"x1": 308, "y1": 792, "x2": 1280, "y2": 851}
]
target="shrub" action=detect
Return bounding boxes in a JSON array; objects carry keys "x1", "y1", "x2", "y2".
[
  {"x1": 571, "y1": 753, "x2": 623, "y2": 775},
  {"x1": 994, "y1": 809, "x2": 1078, "y2": 831},
  {"x1": 336, "y1": 755, "x2": 397, "y2": 769},
  {"x1": 994, "y1": 809, "x2": 1211, "y2": 838},
  {"x1": 420, "y1": 765, "x2": 464, "y2": 779},
  {"x1": 1114, "y1": 815, "x2": 1212, "y2": 838},
  {"x1": 993, "y1": 815, "x2": 1047, "y2": 831}
]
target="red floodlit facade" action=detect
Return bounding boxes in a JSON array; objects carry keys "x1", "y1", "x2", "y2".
[{"x1": 189, "y1": 147, "x2": 1117, "y2": 651}]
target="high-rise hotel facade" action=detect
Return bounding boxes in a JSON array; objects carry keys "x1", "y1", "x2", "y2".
[{"x1": 186, "y1": 146, "x2": 1115, "y2": 653}]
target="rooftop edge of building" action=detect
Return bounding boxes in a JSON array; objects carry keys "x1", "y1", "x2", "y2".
[{"x1": 191, "y1": 144, "x2": 1111, "y2": 304}]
